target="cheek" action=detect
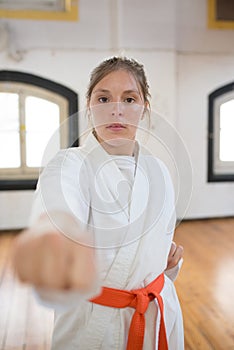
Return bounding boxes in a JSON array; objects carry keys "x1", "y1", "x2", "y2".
[
  {"x1": 91, "y1": 112, "x2": 105, "y2": 128},
  {"x1": 90, "y1": 106, "x2": 110, "y2": 127},
  {"x1": 126, "y1": 106, "x2": 144, "y2": 125},
  {"x1": 127, "y1": 115, "x2": 142, "y2": 129}
]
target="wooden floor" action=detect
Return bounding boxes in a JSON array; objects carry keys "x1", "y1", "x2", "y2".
[
  {"x1": 0, "y1": 218, "x2": 234, "y2": 350},
  {"x1": 174, "y1": 218, "x2": 234, "y2": 350}
]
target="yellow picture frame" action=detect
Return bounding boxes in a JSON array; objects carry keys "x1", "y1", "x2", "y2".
[
  {"x1": 208, "y1": 0, "x2": 234, "y2": 29},
  {"x1": 0, "y1": 0, "x2": 78, "y2": 21}
]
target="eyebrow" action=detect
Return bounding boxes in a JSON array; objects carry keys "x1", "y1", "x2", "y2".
[
  {"x1": 124, "y1": 89, "x2": 141, "y2": 95},
  {"x1": 92, "y1": 89, "x2": 110, "y2": 94},
  {"x1": 92, "y1": 89, "x2": 141, "y2": 95}
]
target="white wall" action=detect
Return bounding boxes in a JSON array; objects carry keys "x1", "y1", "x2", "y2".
[
  {"x1": 177, "y1": 54, "x2": 234, "y2": 218},
  {"x1": 175, "y1": 0, "x2": 234, "y2": 218},
  {"x1": 0, "y1": 0, "x2": 234, "y2": 228}
]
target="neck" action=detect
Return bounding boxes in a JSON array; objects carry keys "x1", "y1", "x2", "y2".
[{"x1": 94, "y1": 133, "x2": 135, "y2": 156}]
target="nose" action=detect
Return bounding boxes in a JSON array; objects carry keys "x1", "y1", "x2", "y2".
[{"x1": 111, "y1": 102, "x2": 124, "y2": 117}]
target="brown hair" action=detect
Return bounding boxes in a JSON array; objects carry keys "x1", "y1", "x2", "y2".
[{"x1": 86, "y1": 56, "x2": 151, "y2": 108}]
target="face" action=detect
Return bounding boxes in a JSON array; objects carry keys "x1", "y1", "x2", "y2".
[{"x1": 88, "y1": 70, "x2": 145, "y2": 153}]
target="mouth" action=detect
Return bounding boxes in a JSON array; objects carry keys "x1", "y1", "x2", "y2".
[{"x1": 106, "y1": 123, "x2": 126, "y2": 130}]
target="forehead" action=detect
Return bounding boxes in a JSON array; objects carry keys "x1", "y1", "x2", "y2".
[{"x1": 94, "y1": 69, "x2": 140, "y2": 91}]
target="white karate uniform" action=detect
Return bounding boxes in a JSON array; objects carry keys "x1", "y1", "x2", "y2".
[{"x1": 30, "y1": 132, "x2": 184, "y2": 350}]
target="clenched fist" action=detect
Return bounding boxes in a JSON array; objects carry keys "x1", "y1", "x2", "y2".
[
  {"x1": 12, "y1": 212, "x2": 97, "y2": 292},
  {"x1": 165, "y1": 241, "x2": 184, "y2": 271}
]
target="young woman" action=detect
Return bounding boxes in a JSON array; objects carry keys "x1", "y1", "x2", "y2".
[{"x1": 13, "y1": 57, "x2": 184, "y2": 350}]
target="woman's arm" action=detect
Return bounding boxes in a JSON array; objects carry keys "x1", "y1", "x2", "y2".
[{"x1": 12, "y1": 148, "x2": 98, "y2": 310}]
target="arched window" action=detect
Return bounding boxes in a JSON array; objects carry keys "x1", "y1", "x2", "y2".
[
  {"x1": 208, "y1": 82, "x2": 234, "y2": 182},
  {"x1": 0, "y1": 71, "x2": 78, "y2": 190}
]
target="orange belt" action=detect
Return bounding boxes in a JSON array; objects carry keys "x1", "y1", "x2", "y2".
[{"x1": 90, "y1": 273, "x2": 168, "y2": 350}]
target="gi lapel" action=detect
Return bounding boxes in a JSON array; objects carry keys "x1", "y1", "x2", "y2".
[
  {"x1": 78, "y1": 133, "x2": 150, "y2": 349},
  {"x1": 82, "y1": 132, "x2": 131, "y2": 222}
]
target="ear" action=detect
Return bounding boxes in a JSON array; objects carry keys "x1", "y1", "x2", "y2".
[
  {"x1": 141, "y1": 103, "x2": 148, "y2": 120},
  {"x1": 86, "y1": 105, "x2": 91, "y2": 120},
  {"x1": 86, "y1": 100, "x2": 91, "y2": 112}
]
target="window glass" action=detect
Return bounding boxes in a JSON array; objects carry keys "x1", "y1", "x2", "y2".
[
  {"x1": 25, "y1": 96, "x2": 60, "y2": 167},
  {"x1": 219, "y1": 99, "x2": 234, "y2": 161},
  {"x1": 0, "y1": 93, "x2": 20, "y2": 168},
  {"x1": 0, "y1": 72, "x2": 78, "y2": 190}
]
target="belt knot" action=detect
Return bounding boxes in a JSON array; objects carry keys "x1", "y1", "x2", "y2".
[
  {"x1": 131, "y1": 289, "x2": 150, "y2": 314},
  {"x1": 90, "y1": 273, "x2": 168, "y2": 350}
]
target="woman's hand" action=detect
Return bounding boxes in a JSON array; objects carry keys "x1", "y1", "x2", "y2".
[
  {"x1": 12, "y1": 212, "x2": 96, "y2": 292},
  {"x1": 165, "y1": 241, "x2": 184, "y2": 271}
]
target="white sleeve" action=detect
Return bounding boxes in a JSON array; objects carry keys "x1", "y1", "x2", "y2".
[
  {"x1": 32, "y1": 283, "x2": 101, "y2": 313},
  {"x1": 29, "y1": 148, "x2": 90, "y2": 229},
  {"x1": 158, "y1": 160, "x2": 184, "y2": 282},
  {"x1": 164, "y1": 258, "x2": 183, "y2": 282},
  {"x1": 27, "y1": 148, "x2": 102, "y2": 310}
]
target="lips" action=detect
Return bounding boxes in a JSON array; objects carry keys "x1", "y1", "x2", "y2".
[{"x1": 107, "y1": 123, "x2": 126, "y2": 129}]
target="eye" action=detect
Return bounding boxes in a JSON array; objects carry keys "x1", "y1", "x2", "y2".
[
  {"x1": 98, "y1": 97, "x2": 109, "y2": 103},
  {"x1": 124, "y1": 97, "x2": 135, "y2": 104}
]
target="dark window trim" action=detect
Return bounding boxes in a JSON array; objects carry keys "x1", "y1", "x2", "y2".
[
  {"x1": 208, "y1": 81, "x2": 234, "y2": 182},
  {"x1": 0, "y1": 70, "x2": 79, "y2": 191}
]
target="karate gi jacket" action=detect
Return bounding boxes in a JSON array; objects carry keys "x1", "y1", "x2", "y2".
[{"x1": 30, "y1": 132, "x2": 184, "y2": 350}]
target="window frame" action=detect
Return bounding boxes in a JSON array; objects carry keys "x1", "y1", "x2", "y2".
[
  {"x1": 0, "y1": 70, "x2": 78, "y2": 191},
  {"x1": 208, "y1": 81, "x2": 234, "y2": 182}
]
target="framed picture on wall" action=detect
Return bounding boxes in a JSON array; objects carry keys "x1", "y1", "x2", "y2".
[
  {"x1": 208, "y1": 0, "x2": 234, "y2": 29},
  {"x1": 0, "y1": 0, "x2": 78, "y2": 21}
]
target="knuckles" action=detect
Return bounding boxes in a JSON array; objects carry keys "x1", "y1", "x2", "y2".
[{"x1": 12, "y1": 229, "x2": 96, "y2": 292}]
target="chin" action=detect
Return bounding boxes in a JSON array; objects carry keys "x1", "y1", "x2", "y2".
[
  {"x1": 98, "y1": 132, "x2": 132, "y2": 146},
  {"x1": 104, "y1": 137, "x2": 131, "y2": 147},
  {"x1": 95, "y1": 128, "x2": 136, "y2": 146}
]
